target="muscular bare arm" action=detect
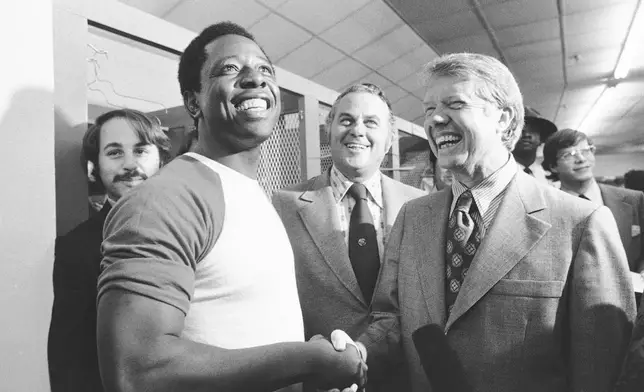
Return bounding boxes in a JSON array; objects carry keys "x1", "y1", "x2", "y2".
[{"x1": 97, "y1": 290, "x2": 366, "y2": 392}]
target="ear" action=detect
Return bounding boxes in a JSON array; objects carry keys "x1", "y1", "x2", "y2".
[
  {"x1": 183, "y1": 91, "x2": 201, "y2": 119},
  {"x1": 496, "y1": 106, "x2": 513, "y2": 134},
  {"x1": 385, "y1": 127, "x2": 396, "y2": 152},
  {"x1": 548, "y1": 162, "x2": 559, "y2": 174},
  {"x1": 87, "y1": 161, "x2": 97, "y2": 182}
]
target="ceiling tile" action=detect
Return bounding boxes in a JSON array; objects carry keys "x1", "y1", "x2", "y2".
[
  {"x1": 397, "y1": 44, "x2": 439, "y2": 71},
  {"x1": 386, "y1": 0, "x2": 471, "y2": 24},
  {"x1": 378, "y1": 51, "x2": 424, "y2": 83},
  {"x1": 382, "y1": 84, "x2": 409, "y2": 104},
  {"x1": 166, "y1": 0, "x2": 269, "y2": 31},
  {"x1": 564, "y1": 0, "x2": 637, "y2": 14},
  {"x1": 496, "y1": 19, "x2": 560, "y2": 48},
  {"x1": 482, "y1": 0, "x2": 559, "y2": 30},
  {"x1": 564, "y1": 2, "x2": 635, "y2": 36},
  {"x1": 397, "y1": 72, "x2": 423, "y2": 93},
  {"x1": 353, "y1": 25, "x2": 426, "y2": 69},
  {"x1": 319, "y1": 1, "x2": 402, "y2": 53},
  {"x1": 311, "y1": 57, "x2": 371, "y2": 91},
  {"x1": 276, "y1": 38, "x2": 345, "y2": 78},
  {"x1": 250, "y1": 13, "x2": 313, "y2": 61},
  {"x1": 356, "y1": 72, "x2": 394, "y2": 89},
  {"x1": 276, "y1": 0, "x2": 371, "y2": 34},
  {"x1": 434, "y1": 34, "x2": 499, "y2": 58},
  {"x1": 504, "y1": 39, "x2": 560, "y2": 63},
  {"x1": 411, "y1": 86, "x2": 426, "y2": 99},
  {"x1": 414, "y1": 10, "x2": 485, "y2": 43},
  {"x1": 398, "y1": 103, "x2": 425, "y2": 123},
  {"x1": 392, "y1": 94, "x2": 422, "y2": 115},
  {"x1": 566, "y1": 63, "x2": 614, "y2": 84},
  {"x1": 255, "y1": 0, "x2": 290, "y2": 10},
  {"x1": 118, "y1": 0, "x2": 181, "y2": 16},
  {"x1": 566, "y1": 30, "x2": 626, "y2": 55}
]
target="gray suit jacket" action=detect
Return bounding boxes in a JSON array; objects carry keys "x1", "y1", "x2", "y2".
[
  {"x1": 272, "y1": 172, "x2": 423, "y2": 390},
  {"x1": 360, "y1": 172, "x2": 636, "y2": 392},
  {"x1": 599, "y1": 184, "x2": 644, "y2": 272}
]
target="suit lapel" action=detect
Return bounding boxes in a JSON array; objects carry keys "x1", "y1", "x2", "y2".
[
  {"x1": 381, "y1": 175, "x2": 406, "y2": 228},
  {"x1": 416, "y1": 190, "x2": 451, "y2": 327},
  {"x1": 446, "y1": 173, "x2": 552, "y2": 330},
  {"x1": 297, "y1": 174, "x2": 366, "y2": 305},
  {"x1": 600, "y1": 184, "x2": 632, "y2": 249}
]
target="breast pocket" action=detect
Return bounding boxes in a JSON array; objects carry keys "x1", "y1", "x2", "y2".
[{"x1": 490, "y1": 279, "x2": 565, "y2": 298}]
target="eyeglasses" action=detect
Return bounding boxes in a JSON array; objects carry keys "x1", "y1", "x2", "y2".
[{"x1": 557, "y1": 145, "x2": 596, "y2": 162}]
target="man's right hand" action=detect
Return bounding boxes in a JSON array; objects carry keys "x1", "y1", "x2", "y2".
[{"x1": 307, "y1": 335, "x2": 367, "y2": 390}]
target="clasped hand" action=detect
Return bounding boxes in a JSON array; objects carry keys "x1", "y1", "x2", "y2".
[{"x1": 309, "y1": 330, "x2": 368, "y2": 392}]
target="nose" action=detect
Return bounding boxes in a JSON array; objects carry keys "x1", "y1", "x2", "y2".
[
  {"x1": 348, "y1": 120, "x2": 367, "y2": 136},
  {"x1": 122, "y1": 152, "x2": 138, "y2": 170},
  {"x1": 239, "y1": 66, "x2": 267, "y2": 89},
  {"x1": 424, "y1": 110, "x2": 449, "y2": 138}
]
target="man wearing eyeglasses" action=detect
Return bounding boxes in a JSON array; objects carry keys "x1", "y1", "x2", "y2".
[{"x1": 543, "y1": 128, "x2": 644, "y2": 275}]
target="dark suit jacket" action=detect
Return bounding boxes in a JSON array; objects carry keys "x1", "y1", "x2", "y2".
[
  {"x1": 615, "y1": 298, "x2": 644, "y2": 392},
  {"x1": 599, "y1": 184, "x2": 644, "y2": 272},
  {"x1": 48, "y1": 204, "x2": 110, "y2": 392},
  {"x1": 272, "y1": 173, "x2": 424, "y2": 391},
  {"x1": 360, "y1": 172, "x2": 636, "y2": 392}
]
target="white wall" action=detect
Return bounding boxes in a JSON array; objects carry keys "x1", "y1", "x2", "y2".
[{"x1": 0, "y1": 0, "x2": 56, "y2": 390}]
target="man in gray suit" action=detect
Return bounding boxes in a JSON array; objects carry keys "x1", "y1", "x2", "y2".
[
  {"x1": 349, "y1": 53, "x2": 636, "y2": 392},
  {"x1": 542, "y1": 128, "x2": 644, "y2": 274},
  {"x1": 272, "y1": 83, "x2": 423, "y2": 390}
]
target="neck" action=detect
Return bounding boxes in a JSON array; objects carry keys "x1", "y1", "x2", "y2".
[
  {"x1": 512, "y1": 149, "x2": 537, "y2": 168},
  {"x1": 335, "y1": 165, "x2": 379, "y2": 184},
  {"x1": 561, "y1": 177, "x2": 594, "y2": 194},
  {"x1": 452, "y1": 150, "x2": 510, "y2": 188},
  {"x1": 192, "y1": 135, "x2": 262, "y2": 179}
]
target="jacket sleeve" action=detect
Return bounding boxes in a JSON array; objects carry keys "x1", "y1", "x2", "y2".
[
  {"x1": 48, "y1": 235, "x2": 103, "y2": 392},
  {"x1": 569, "y1": 205, "x2": 637, "y2": 392}
]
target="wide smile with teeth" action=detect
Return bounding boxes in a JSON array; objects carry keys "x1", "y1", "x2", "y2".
[
  {"x1": 436, "y1": 134, "x2": 462, "y2": 150},
  {"x1": 345, "y1": 143, "x2": 368, "y2": 151},
  {"x1": 235, "y1": 98, "x2": 268, "y2": 111}
]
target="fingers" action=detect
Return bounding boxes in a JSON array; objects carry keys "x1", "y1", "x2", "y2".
[
  {"x1": 330, "y1": 329, "x2": 352, "y2": 351},
  {"x1": 309, "y1": 334, "x2": 326, "y2": 341}
]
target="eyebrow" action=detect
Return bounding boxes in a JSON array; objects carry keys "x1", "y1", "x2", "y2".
[
  {"x1": 338, "y1": 112, "x2": 381, "y2": 119},
  {"x1": 103, "y1": 141, "x2": 150, "y2": 150}
]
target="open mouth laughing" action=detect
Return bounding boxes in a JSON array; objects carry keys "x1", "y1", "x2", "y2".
[
  {"x1": 234, "y1": 97, "x2": 269, "y2": 112},
  {"x1": 436, "y1": 134, "x2": 462, "y2": 150},
  {"x1": 345, "y1": 142, "x2": 369, "y2": 151}
]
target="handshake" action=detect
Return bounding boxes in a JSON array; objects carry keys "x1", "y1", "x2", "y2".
[{"x1": 306, "y1": 330, "x2": 368, "y2": 392}]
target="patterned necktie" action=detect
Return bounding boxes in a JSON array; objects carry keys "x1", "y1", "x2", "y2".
[
  {"x1": 348, "y1": 183, "x2": 380, "y2": 302},
  {"x1": 445, "y1": 191, "x2": 483, "y2": 315},
  {"x1": 523, "y1": 166, "x2": 533, "y2": 176},
  {"x1": 579, "y1": 194, "x2": 590, "y2": 200}
]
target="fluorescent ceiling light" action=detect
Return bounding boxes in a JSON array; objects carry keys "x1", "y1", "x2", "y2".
[{"x1": 614, "y1": 1, "x2": 644, "y2": 79}]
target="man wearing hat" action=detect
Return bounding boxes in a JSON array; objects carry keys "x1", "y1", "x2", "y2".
[{"x1": 512, "y1": 107, "x2": 558, "y2": 184}]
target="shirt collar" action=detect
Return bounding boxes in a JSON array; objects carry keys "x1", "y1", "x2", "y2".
[
  {"x1": 450, "y1": 154, "x2": 517, "y2": 215},
  {"x1": 330, "y1": 165, "x2": 383, "y2": 208},
  {"x1": 560, "y1": 179, "x2": 603, "y2": 204}
]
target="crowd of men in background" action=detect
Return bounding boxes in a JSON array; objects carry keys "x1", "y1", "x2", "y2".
[{"x1": 47, "y1": 20, "x2": 644, "y2": 392}]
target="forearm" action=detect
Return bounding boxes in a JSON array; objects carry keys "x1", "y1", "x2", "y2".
[{"x1": 101, "y1": 338, "x2": 316, "y2": 392}]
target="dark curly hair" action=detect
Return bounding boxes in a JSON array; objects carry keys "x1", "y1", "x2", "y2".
[{"x1": 178, "y1": 21, "x2": 271, "y2": 97}]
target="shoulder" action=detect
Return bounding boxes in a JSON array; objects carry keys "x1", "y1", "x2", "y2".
[
  {"x1": 273, "y1": 175, "x2": 323, "y2": 199},
  {"x1": 56, "y1": 215, "x2": 104, "y2": 251},
  {"x1": 382, "y1": 175, "x2": 425, "y2": 199},
  {"x1": 605, "y1": 184, "x2": 644, "y2": 204}
]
